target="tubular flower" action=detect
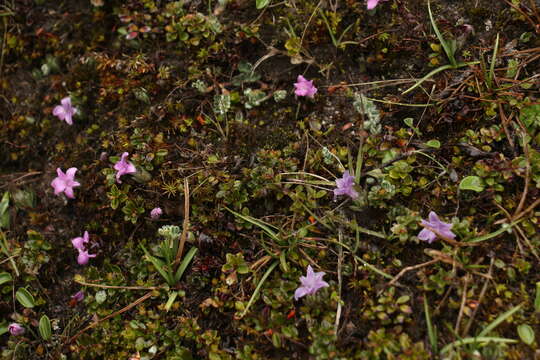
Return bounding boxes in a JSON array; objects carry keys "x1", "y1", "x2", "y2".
[
  {"x1": 52, "y1": 97, "x2": 77, "y2": 125},
  {"x1": 51, "y1": 167, "x2": 80, "y2": 199},
  {"x1": 114, "y1": 152, "x2": 136, "y2": 183},
  {"x1": 418, "y1": 211, "x2": 456, "y2": 243},
  {"x1": 294, "y1": 265, "x2": 329, "y2": 300}
]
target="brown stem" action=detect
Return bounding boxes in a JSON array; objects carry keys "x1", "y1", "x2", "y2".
[
  {"x1": 67, "y1": 291, "x2": 153, "y2": 344},
  {"x1": 174, "y1": 178, "x2": 190, "y2": 270}
]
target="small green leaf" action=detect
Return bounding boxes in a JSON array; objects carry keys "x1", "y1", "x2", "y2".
[
  {"x1": 256, "y1": 0, "x2": 270, "y2": 9},
  {"x1": 165, "y1": 291, "x2": 178, "y2": 312},
  {"x1": 16, "y1": 288, "x2": 35, "y2": 308},
  {"x1": 174, "y1": 247, "x2": 198, "y2": 282},
  {"x1": 0, "y1": 192, "x2": 9, "y2": 215},
  {"x1": 0, "y1": 192, "x2": 10, "y2": 229},
  {"x1": 534, "y1": 282, "x2": 540, "y2": 312},
  {"x1": 0, "y1": 323, "x2": 8, "y2": 336},
  {"x1": 425, "y1": 139, "x2": 441, "y2": 149},
  {"x1": 459, "y1": 176, "x2": 485, "y2": 192},
  {"x1": 403, "y1": 118, "x2": 414, "y2": 127},
  {"x1": 39, "y1": 315, "x2": 52, "y2": 340},
  {"x1": 0, "y1": 272, "x2": 12, "y2": 286},
  {"x1": 517, "y1": 324, "x2": 535, "y2": 345}
]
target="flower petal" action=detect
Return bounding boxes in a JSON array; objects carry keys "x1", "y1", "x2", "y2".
[
  {"x1": 418, "y1": 228, "x2": 436, "y2": 243},
  {"x1": 61, "y1": 97, "x2": 72, "y2": 108},
  {"x1": 64, "y1": 186, "x2": 75, "y2": 199},
  {"x1": 51, "y1": 178, "x2": 66, "y2": 195},
  {"x1": 126, "y1": 162, "x2": 136, "y2": 174},
  {"x1": 53, "y1": 105, "x2": 66, "y2": 119},
  {"x1": 64, "y1": 113, "x2": 73, "y2": 125},
  {"x1": 66, "y1": 167, "x2": 78, "y2": 179},
  {"x1": 428, "y1": 211, "x2": 440, "y2": 224},
  {"x1": 367, "y1": 0, "x2": 380, "y2": 9},
  {"x1": 294, "y1": 286, "x2": 309, "y2": 300}
]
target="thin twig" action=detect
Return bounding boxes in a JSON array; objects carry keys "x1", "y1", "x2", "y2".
[
  {"x1": 74, "y1": 279, "x2": 162, "y2": 291},
  {"x1": 334, "y1": 228, "x2": 343, "y2": 335},
  {"x1": 455, "y1": 275, "x2": 470, "y2": 335},
  {"x1": 513, "y1": 127, "x2": 531, "y2": 217},
  {"x1": 386, "y1": 258, "x2": 439, "y2": 288},
  {"x1": 420, "y1": 224, "x2": 482, "y2": 247},
  {"x1": 67, "y1": 291, "x2": 153, "y2": 343},
  {"x1": 463, "y1": 257, "x2": 494, "y2": 337},
  {"x1": 509, "y1": 197, "x2": 540, "y2": 223},
  {"x1": 494, "y1": 202, "x2": 524, "y2": 255},
  {"x1": 174, "y1": 178, "x2": 189, "y2": 268},
  {"x1": 498, "y1": 103, "x2": 515, "y2": 155},
  {"x1": 0, "y1": 171, "x2": 42, "y2": 189},
  {"x1": 299, "y1": 0, "x2": 323, "y2": 50}
]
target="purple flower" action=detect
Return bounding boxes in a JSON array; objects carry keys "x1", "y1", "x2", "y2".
[
  {"x1": 52, "y1": 97, "x2": 77, "y2": 125},
  {"x1": 77, "y1": 248, "x2": 96, "y2": 265},
  {"x1": 367, "y1": 0, "x2": 387, "y2": 9},
  {"x1": 294, "y1": 75, "x2": 317, "y2": 98},
  {"x1": 113, "y1": 152, "x2": 136, "y2": 183},
  {"x1": 71, "y1": 290, "x2": 85, "y2": 302},
  {"x1": 71, "y1": 231, "x2": 90, "y2": 251},
  {"x1": 8, "y1": 323, "x2": 25, "y2": 336},
  {"x1": 51, "y1": 167, "x2": 81, "y2": 199},
  {"x1": 418, "y1": 211, "x2": 456, "y2": 243},
  {"x1": 150, "y1": 207, "x2": 162, "y2": 220},
  {"x1": 333, "y1": 170, "x2": 359, "y2": 200},
  {"x1": 294, "y1": 265, "x2": 329, "y2": 300}
]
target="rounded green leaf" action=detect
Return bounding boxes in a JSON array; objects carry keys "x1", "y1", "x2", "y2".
[
  {"x1": 517, "y1": 324, "x2": 535, "y2": 345},
  {"x1": 425, "y1": 139, "x2": 441, "y2": 149},
  {"x1": 39, "y1": 315, "x2": 52, "y2": 340},
  {"x1": 459, "y1": 176, "x2": 485, "y2": 192},
  {"x1": 534, "y1": 282, "x2": 540, "y2": 312},
  {"x1": 0, "y1": 272, "x2": 12, "y2": 286},
  {"x1": 16, "y1": 287, "x2": 35, "y2": 308},
  {"x1": 256, "y1": 0, "x2": 270, "y2": 9}
]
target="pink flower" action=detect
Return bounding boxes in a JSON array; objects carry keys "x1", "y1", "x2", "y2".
[
  {"x1": 113, "y1": 152, "x2": 136, "y2": 183},
  {"x1": 71, "y1": 231, "x2": 90, "y2": 251},
  {"x1": 77, "y1": 249, "x2": 96, "y2": 265},
  {"x1": 367, "y1": 0, "x2": 387, "y2": 9},
  {"x1": 52, "y1": 97, "x2": 77, "y2": 125},
  {"x1": 8, "y1": 323, "x2": 25, "y2": 336},
  {"x1": 418, "y1": 211, "x2": 456, "y2": 243},
  {"x1": 150, "y1": 207, "x2": 162, "y2": 220},
  {"x1": 294, "y1": 75, "x2": 317, "y2": 98},
  {"x1": 333, "y1": 170, "x2": 359, "y2": 200},
  {"x1": 294, "y1": 265, "x2": 329, "y2": 300},
  {"x1": 51, "y1": 167, "x2": 80, "y2": 199},
  {"x1": 71, "y1": 290, "x2": 85, "y2": 302}
]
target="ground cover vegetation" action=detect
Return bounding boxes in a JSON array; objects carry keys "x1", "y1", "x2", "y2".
[{"x1": 1, "y1": 0, "x2": 540, "y2": 358}]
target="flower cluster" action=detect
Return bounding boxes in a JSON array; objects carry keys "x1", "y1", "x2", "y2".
[
  {"x1": 50, "y1": 138, "x2": 137, "y2": 264},
  {"x1": 150, "y1": 207, "x2": 162, "y2": 220}
]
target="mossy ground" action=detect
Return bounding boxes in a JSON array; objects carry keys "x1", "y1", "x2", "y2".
[{"x1": 1, "y1": 0, "x2": 540, "y2": 359}]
